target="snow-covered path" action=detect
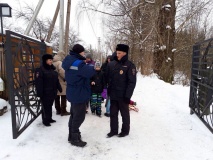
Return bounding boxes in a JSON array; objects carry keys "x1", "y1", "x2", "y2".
[{"x1": 0, "y1": 74, "x2": 213, "y2": 160}]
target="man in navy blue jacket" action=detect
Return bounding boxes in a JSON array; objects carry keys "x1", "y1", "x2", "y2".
[{"x1": 62, "y1": 44, "x2": 95, "y2": 147}]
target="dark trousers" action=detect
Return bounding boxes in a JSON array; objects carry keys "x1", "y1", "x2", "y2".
[
  {"x1": 69, "y1": 102, "x2": 86, "y2": 133},
  {"x1": 41, "y1": 97, "x2": 54, "y2": 123},
  {"x1": 55, "y1": 95, "x2": 67, "y2": 112},
  {"x1": 110, "y1": 99, "x2": 130, "y2": 134}
]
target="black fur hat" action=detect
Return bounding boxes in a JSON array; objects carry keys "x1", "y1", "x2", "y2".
[
  {"x1": 116, "y1": 44, "x2": 129, "y2": 53},
  {"x1": 72, "y1": 44, "x2": 85, "y2": 54},
  {"x1": 42, "y1": 54, "x2": 53, "y2": 62}
]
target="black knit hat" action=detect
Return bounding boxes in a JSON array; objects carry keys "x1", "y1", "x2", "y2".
[
  {"x1": 72, "y1": 44, "x2": 85, "y2": 54},
  {"x1": 42, "y1": 54, "x2": 53, "y2": 62},
  {"x1": 116, "y1": 44, "x2": 129, "y2": 53}
]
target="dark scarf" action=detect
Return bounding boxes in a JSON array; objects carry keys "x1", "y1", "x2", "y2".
[
  {"x1": 114, "y1": 54, "x2": 128, "y2": 64},
  {"x1": 42, "y1": 62, "x2": 56, "y2": 70},
  {"x1": 69, "y1": 51, "x2": 86, "y2": 60}
]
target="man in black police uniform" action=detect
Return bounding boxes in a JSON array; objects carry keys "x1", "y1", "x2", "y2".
[{"x1": 106, "y1": 44, "x2": 136, "y2": 138}]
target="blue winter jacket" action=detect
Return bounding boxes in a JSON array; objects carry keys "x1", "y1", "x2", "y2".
[{"x1": 62, "y1": 51, "x2": 95, "y2": 103}]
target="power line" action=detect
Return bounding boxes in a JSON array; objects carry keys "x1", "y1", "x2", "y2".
[{"x1": 82, "y1": 0, "x2": 97, "y2": 39}]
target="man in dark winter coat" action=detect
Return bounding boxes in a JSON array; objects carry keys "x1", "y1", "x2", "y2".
[
  {"x1": 35, "y1": 54, "x2": 62, "y2": 127},
  {"x1": 106, "y1": 44, "x2": 136, "y2": 138},
  {"x1": 62, "y1": 44, "x2": 95, "y2": 147}
]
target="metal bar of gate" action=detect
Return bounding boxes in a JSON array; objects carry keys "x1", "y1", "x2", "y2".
[
  {"x1": 189, "y1": 39, "x2": 213, "y2": 134},
  {"x1": 5, "y1": 30, "x2": 46, "y2": 139},
  {"x1": 5, "y1": 30, "x2": 17, "y2": 138}
]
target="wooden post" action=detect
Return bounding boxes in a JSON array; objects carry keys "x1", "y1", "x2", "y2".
[
  {"x1": 24, "y1": 0, "x2": 44, "y2": 35},
  {"x1": 64, "y1": 0, "x2": 72, "y2": 54},
  {"x1": 46, "y1": 0, "x2": 60, "y2": 42},
  {"x1": 59, "y1": 0, "x2": 65, "y2": 50}
]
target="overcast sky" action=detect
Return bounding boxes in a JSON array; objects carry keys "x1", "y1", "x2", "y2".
[{"x1": 0, "y1": 0, "x2": 103, "y2": 49}]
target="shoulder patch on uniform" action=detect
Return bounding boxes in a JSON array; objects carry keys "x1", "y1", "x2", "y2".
[{"x1": 70, "y1": 60, "x2": 82, "y2": 70}]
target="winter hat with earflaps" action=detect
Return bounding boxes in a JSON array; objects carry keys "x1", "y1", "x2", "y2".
[{"x1": 42, "y1": 54, "x2": 53, "y2": 62}]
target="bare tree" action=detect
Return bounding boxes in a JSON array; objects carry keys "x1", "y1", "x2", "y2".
[
  {"x1": 153, "y1": 0, "x2": 176, "y2": 83},
  {"x1": 79, "y1": 0, "x2": 213, "y2": 84},
  {"x1": 13, "y1": 3, "x2": 81, "y2": 52},
  {"x1": 79, "y1": 0, "x2": 157, "y2": 74},
  {"x1": 173, "y1": 0, "x2": 213, "y2": 85}
]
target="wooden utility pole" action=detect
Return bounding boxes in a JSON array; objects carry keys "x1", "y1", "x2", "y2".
[
  {"x1": 24, "y1": 0, "x2": 44, "y2": 35},
  {"x1": 59, "y1": 0, "x2": 65, "y2": 50},
  {"x1": 46, "y1": 0, "x2": 60, "y2": 42},
  {"x1": 64, "y1": 0, "x2": 72, "y2": 54}
]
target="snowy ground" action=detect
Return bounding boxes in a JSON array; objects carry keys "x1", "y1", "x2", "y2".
[{"x1": 0, "y1": 74, "x2": 213, "y2": 160}]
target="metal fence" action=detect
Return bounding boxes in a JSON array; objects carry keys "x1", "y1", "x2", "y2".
[
  {"x1": 5, "y1": 30, "x2": 46, "y2": 139},
  {"x1": 189, "y1": 38, "x2": 213, "y2": 133}
]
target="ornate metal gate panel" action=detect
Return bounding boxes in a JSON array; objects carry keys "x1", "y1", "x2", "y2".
[
  {"x1": 189, "y1": 38, "x2": 213, "y2": 133},
  {"x1": 5, "y1": 30, "x2": 46, "y2": 139}
]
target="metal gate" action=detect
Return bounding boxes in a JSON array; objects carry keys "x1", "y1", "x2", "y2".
[
  {"x1": 189, "y1": 38, "x2": 213, "y2": 133},
  {"x1": 5, "y1": 30, "x2": 46, "y2": 139}
]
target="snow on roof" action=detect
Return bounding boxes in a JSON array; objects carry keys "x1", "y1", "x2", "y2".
[{"x1": 1, "y1": 28, "x2": 52, "y2": 47}]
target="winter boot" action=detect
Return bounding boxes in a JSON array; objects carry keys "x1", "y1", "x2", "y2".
[
  {"x1": 118, "y1": 132, "x2": 129, "y2": 137},
  {"x1": 104, "y1": 113, "x2": 110, "y2": 117},
  {"x1": 107, "y1": 132, "x2": 118, "y2": 138},
  {"x1": 61, "y1": 110, "x2": 70, "y2": 116},
  {"x1": 43, "y1": 122, "x2": 51, "y2": 127},
  {"x1": 49, "y1": 119, "x2": 56, "y2": 123},
  {"x1": 61, "y1": 95, "x2": 70, "y2": 116},
  {"x1": 70, "y1": 133, "x2": 87, "y2": 147},
  {"x1": 55, "y1": 95, "x2": 61, "y2": 115},
  {"x1": 68, "y1": 131, "x2": 81, "y2": 142}
]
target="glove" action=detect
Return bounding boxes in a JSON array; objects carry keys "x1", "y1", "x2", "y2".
[{"x1": 124, "y1": 97, "x2": 130, "y2": 104}]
